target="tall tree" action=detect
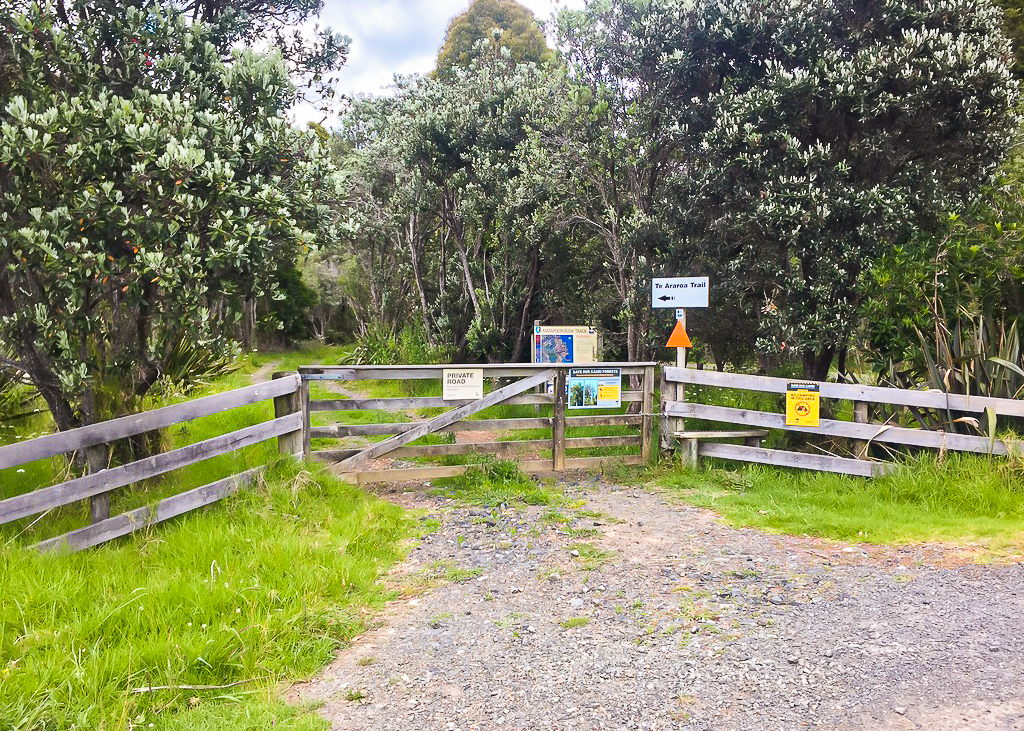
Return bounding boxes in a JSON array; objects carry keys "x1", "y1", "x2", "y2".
[
  {"x1": 436, "y1": 0, "x2": 552, "y2": 78},
  {"x1": 0, "y1": 1, "x2": 343, "y2": 432},
  {"x1": 668, "y1": 0, "x2": 1019, "y2": 379}
]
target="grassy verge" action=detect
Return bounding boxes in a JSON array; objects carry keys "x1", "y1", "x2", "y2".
[
  {"x1": 647, "y1": 453, "x2": 1024, "y2": 548},
  {"x1": 0, "y1": 459, "x2": 417, "y2": 731}
]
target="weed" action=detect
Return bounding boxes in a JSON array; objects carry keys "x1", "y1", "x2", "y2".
[
  {"x1": 568, "y1": 542, "x2": 615, "y2": 570},
  {"x1": 559, "y1": 617, "x2": 591, "y2": 629},
  {"x1": 356, "y1": 656, "x2": 376, "y2": 667},
  {"x1": 344, "y1": 688, "x2": 368, "y2": 702}
]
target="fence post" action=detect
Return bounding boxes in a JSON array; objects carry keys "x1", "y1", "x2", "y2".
[
  {"x1": 299, "y1": 376, "x2": 311, "y2": 458},
  {"x1": 273, "y1": 372, "x2": 303, "y2": 457},
  {"x1": 852, "y1": 401, "x2": 869, "y2": 458},
  {"x1": 552, "y1": 368, "x2": 567, "y2": 471},
  {"x1": 86, "y1": 444, "x2": 110, "y2": 523},
  {"x1": 641, "y1": 365, "x2": 654, "y2": 462}
]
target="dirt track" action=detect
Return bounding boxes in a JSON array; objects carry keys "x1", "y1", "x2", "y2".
[{"x1": 289, "y1": 474, "x2": 1024, "y2": 731}]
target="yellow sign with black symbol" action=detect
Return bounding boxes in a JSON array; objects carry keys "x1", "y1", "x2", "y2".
[{"x1": 786, "y1": 382, "x2": 820, "y2": 427}]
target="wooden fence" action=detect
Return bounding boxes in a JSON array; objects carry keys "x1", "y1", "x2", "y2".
[
  {"x1": 300, "y1": 363, "x2": 656, "y2": 485},
  {"x1": 662, "y1": 367, "x2": 1024, "y2": 476},
  {"x1": 0, "y1": 375, "x2": 303, "y2": 552}
]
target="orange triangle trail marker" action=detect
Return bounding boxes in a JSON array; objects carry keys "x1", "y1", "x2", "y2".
[{"x1": 666, "y1": 319, "x2": 692, "y2": 348}]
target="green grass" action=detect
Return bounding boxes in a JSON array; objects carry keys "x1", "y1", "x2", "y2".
[
  {"x1": 655, "y1": 454, "x2": 1024, "y2": 547},
  {"x1": 428, "y1": 461, "x2": 566, "y2": 507},
  {"x1": 0, "y1": 459, "x2": 416, "y2": 731}
]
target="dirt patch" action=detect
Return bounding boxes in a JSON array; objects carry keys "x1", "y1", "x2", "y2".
[{"x1": 289, "y1": 475, "x2": 1024, "y2": 731}]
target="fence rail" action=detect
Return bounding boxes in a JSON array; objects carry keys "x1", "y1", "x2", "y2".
[
  {"x1": 662, "y1": 367, "x2": 1023, "y2": 475},
  {"x1": 0, "y1": 375, "x2": 302, "y2": 551}
]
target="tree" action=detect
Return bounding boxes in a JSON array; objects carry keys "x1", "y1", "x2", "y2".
[
  {"x1": 668, "y1": 0, "x2": 1019, "y2": 379},
  {"x1": 341, "y1": 48, "x2": 567, "y2": 361},
  {"x1": 0, "y1": 1, "x2": 343, "y2": 433},
  {"x1": 993, "y1": 0, "x2": 1024, "y2": 79},
  {"x1": 436, "y1": 0, "x2": 552, "y2": 78}
]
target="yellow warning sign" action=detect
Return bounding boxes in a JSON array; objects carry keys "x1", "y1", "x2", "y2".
[
  {"x1": 665, "y1": 319, "x2": 692, "y2": 348},
  {"x1": 786, "y1": 382, "x2": 820, "y2": 427}
]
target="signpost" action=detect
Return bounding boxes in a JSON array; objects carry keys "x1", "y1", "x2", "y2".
[{"x1": 655, "y1": 277, "x2": 710, "y2": 449}]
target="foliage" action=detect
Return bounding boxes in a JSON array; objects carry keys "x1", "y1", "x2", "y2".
[
  {"x1": 864, "y1": 154, "x2": 1024, "y2": 370},
  {"x1": 665, "y1": 0, "x2": 1019, "y2": 379},
  {"x1": 0, "y1": 1, "x2": 343, "y2": 433},
  {"x1": 339, "y1": 47, "x2": 566, "y2": 361},
  {"x1": 340, "y1": 323, "x2": 449, "y2": 366},
  {"x1": 993, "y1": 0, "x2": 1024, "y2": 79},
  {"x1": 435, "y1": 0, "x2": 552, "y2": 78},
  {"x1": 0, "y1": 459, "x2": 413, "y2": 731}
]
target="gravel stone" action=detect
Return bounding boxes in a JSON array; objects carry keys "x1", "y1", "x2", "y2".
[{"x1": 289, "y1": 475, "x2": 1024, "y2": 731}]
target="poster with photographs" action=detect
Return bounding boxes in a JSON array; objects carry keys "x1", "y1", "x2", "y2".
[{"x1": 568, "y1": 368, "x2": 621, "y2": 409}]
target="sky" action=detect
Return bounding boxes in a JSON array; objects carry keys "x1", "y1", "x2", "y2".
[{"x1": 291, "y1": 0, "x2": 585, "y2": 123}]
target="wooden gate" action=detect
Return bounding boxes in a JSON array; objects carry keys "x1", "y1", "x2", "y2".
[{"x1": 299, "y1": 363, "x2": 656, "y2": 484}]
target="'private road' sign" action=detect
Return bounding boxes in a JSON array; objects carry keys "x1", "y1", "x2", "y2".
[
  {"x1": 443, "y1": 368, "x2": 483, "y2": 400},
  {"x1": 651, "y1": 277, "x2": 710, "y2": 308}
]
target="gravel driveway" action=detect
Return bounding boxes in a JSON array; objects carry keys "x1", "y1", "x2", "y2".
[{"x1": 289, "y1": 473, "x2": 1024, "y2": 731}]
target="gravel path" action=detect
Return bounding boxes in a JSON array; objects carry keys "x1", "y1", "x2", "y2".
[{"x1": 289, "y1": 474, "x2": 1024, "y2": 731}]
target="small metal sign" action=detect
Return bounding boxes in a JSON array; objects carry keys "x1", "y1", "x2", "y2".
[
  {"x1": 651, "y1": 277, "x2": 710, "y2": 308},
  {"x1": 442, "y1": 368, "x2": 483, "y2": 400},
  {"x1": 786, "y1": 382, "x2": 820, "y2": 427}
]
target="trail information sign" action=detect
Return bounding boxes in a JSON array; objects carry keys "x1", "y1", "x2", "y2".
[
  {"x1": 568, "y1": 368, "x2": 621, "y2": 409},
  {"x1": 532, "y1": 326, "x2": 598, "y2": 364},
  {"x1": 443, "y1": 368, "x2": 483, "y2": 400},
  {"x1": 786, "y1": 382, "x2": 820, "y2": 427}
]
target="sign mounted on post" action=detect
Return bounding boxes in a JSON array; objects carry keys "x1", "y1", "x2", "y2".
[
  {"x1": 443, "y1": 368, "x2": 483, "y2": 401},
  {"x1": 786, "y1": 382, "x2": 820, "y2": 427},
  {"x1": 532, "y1": 326, "x2": 598, "y2": 364},
  {"x1": 651, "y1": 277, "x2": 710, "y2": 309},
  {"x1": 568, "y1": 368, "x2": 621, "y2": 409}
]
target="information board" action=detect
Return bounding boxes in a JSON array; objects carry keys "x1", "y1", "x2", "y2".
[
  {"x1": 442, "y1": 368, "x2": 483, "y2": 401},
  {"x1": 532, "y1": 326, "x2": 598, "y2": 364},
  {"x1": 568, "y1": 368, "x2": 621, "y2": 409},
  {"x1": 785, "y1": 382, "x2": 820, "y2": 427}
]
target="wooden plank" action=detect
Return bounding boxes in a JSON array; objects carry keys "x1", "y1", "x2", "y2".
[
  {"x1": 311, "y1": 414, "x2": 644, "y2": 438},
  {"x1": 663, "y1": 367, "x2": 1024, "y2": 416},
  {"x1": 336, "y1": 369, "x2": 556, "y2": 471},
  {"x1": 32, "y1": 468, "x2": 261, "y2": 552},
  {"x1": 641, "y1": 366, "x2": 655, "y2": 462},
  {"x1": 309, "y1": 391, "x2": 644, "y2": 412},
  {"x1": 552, "y1": 369, "x2": 567, "y2": 471},
  {"x1": 300, "y1": 362, "x2": 655, "y2": 377},
  {"x1": 697, "y1": 442, "x2": 890, "y2": 477},
  {"x1": 672, "y1": 430, "x2": 769, "y2": 439},
  {"x1": 0, "y1": 413, "x2": 300, "y2": 524},
  {"x1": 665, "y1": 401, "x2": 1012, "y2": 456},
  {"x1": 0, "y1": 376, "x2": 299, "y2": 470},
  {"x1": 342, "y1": 454, "x2": 645, "y2": 485},
  {"x1": 312, "y1": 436, "x2": 641, "y2": 462}
]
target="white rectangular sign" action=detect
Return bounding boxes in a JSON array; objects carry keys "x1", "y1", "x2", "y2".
[
  {"x1": 442, "y1": 368, "x2": 483, "y2": 400},
  {"x1": 651, "y1": 277, "x2": 710, "y2": 308}
]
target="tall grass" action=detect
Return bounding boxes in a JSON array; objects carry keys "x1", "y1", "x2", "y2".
[
  {"x1": 657, "y1": 453, "x2": 1024, "y2": 546},
  {"x1": 0, "y1": 460, "x2": 415, "y2": 731}
]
